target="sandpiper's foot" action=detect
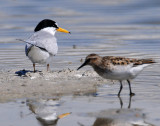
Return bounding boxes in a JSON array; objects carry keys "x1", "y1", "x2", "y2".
[{"x1": 130, "y1": 92, "x2": 135, "y2": 96}]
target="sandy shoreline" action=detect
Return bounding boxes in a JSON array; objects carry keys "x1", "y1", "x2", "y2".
[{"x1": 0, "y1": 69, "x2": 107, "y2": 102}]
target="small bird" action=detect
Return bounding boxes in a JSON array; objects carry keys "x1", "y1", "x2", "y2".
[
  {"x1": 20, "y1": 19, "x2": 70, "y2": 72},
  {"x1": 77, "y1": 54, "x2": 155, "y2": 96}
]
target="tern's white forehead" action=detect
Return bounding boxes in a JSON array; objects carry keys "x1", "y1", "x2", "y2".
[{"x1": 42, "y1": 27, "x2": 57, "y2": 35}]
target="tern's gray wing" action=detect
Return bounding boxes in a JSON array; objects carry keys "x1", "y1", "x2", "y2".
[
  {"x1": 18, "y1": 39, "x2": 46, "y2": 56},
  {"x1": 25, "y1": 31, "x2": 58, "y2": 55}
]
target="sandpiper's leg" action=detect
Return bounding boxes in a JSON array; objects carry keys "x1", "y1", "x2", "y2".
[
  {"x1": 118, "y1": 81, "x2": 123, "y2": 96},
  {"x1": 33, "y1": 63, "x2": 36, "y2": 73},
  {"x1": 47, "y1": 64, "x2": 49, "y2": 71},
  {"x1": 127, "y1": 80, "x2": 135, "y2": 96}
]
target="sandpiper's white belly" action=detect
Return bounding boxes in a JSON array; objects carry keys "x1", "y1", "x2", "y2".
[
  {"x1": 27, "y1": 46, "x2": 52, "y2": 64},
  {"x1": 102, "y1": 70, "x2": 133, "y2": 80},
  {"x1": 100, "y1": 64, "x2": 150, "y2": 81}
]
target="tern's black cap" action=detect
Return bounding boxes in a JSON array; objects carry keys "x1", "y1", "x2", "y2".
[{"x1": 34, "y1": 19, "x2": 58, "y2": 32}]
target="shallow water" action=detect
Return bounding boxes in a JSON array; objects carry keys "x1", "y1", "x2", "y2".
[
  {"x1": 0, "y1": 0, "x2": 160, "y2": 125},
  {"x1": 0, "y1": 87, "x2": 160, "y2": 126}
]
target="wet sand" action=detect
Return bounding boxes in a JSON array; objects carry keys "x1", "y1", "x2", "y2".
[{"x1": 0, "y1": 69, "x2": 108, "y2": 102}]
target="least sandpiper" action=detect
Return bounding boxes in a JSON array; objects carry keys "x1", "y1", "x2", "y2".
[
  {"x1": 19, "y1": 19, "x2": 70, "y2": 72},
  {"x1": 77, "y1": 54, "x2": 155, "y2": 96}
]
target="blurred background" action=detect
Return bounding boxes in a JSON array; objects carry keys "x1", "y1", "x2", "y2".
[{"x1": 0, "y1": 0, "x2": 159, "y2": 70}]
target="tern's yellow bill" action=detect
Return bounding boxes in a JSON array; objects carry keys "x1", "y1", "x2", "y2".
[{"x1": 56, "y1": 27, "x2": 70, "y2": 33}]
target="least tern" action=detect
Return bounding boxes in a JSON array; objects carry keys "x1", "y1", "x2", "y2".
[
  {"x1": 22, "y1": 19, "x2": 70, "y2": 72},
  {"x1": 78, "y1": 54, "x2": 155, "y2": 96}
]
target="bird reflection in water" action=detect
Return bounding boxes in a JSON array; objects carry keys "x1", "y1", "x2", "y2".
[
  {"x1": 92, "y1": 96, "x2": 154, "y2": 126},
  {"x1": 26, "y1": 98, "x2": 71, "y2": 126},
  {"x1": 118, "y1": 96, "x2": 133, "y2": 109},
  {"x1": 79, "y1": 96, "x2": 154, "y2": 126}
]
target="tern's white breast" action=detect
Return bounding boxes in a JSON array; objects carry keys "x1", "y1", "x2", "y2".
[
  {"x1": 25, "y1": 27, "x2": 58, "y2": 64},
  {"x1": 27, "y1": 46, "x2": 51, "y2": 64}
]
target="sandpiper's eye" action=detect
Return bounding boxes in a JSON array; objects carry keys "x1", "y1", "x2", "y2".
[{"x1": 92, "y1": 58, "x2": 97, "y2": 60}]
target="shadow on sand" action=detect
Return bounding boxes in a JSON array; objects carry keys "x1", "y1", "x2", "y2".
[{"x1": 15, "y1": 69, "x2": 40, "y2": 76}]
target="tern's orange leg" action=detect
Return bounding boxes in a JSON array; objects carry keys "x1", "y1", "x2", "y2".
[
  {"x1": 33, "y1": 63, "x2": 36, "y2": 73},
  {"x1": 47, "y1": 64, "x2": 49, "y2": 71}
]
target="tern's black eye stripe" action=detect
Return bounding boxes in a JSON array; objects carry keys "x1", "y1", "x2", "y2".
[{"x1": 53, "y1": 24, "x2": 58, "y2": 29}]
